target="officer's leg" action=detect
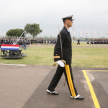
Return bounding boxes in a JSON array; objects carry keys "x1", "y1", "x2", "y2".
[
  {"x1": 48, "y1": 65, "x2": 64, "y2": 91},
  {"x1": 64, "y1": 64, "x2": 78, "y2": 97}
]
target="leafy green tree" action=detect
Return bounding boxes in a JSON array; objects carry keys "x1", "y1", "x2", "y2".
[
  {"x1": 6, "y1": 29, "x2": 24, "y2": 37},
  {"x1": 24, "y1": 23, "x2": 42, "y2": 40}
]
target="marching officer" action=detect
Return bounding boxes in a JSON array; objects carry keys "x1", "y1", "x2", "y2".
[{"x1": 46, "y1": 15, "x2": 84, "y2": 100}]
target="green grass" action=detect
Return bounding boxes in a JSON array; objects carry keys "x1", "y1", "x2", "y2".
[
  {"x1": 0, "y1": 46, "x2": 54, "y2": 65},
  {"x1": 72, "y1": 47, "x2": 108, "y2": 68},
  {"x1": 0, "y1": 42, "x2": 108, "y2": 68}
]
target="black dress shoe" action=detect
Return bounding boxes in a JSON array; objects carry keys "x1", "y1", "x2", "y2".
[
  {"x1": 46, "y1": 89, "x2": 59, "y2": 95},
  {"x1": 70, "y1": 94, "x2": 84, "y2": 100}
]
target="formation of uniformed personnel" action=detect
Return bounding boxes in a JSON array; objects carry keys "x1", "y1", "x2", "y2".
[
  {"x1": 0, "y1": 38, "x2": 3, "y2": 47},
  {"x1": 30, "y1": 38, "x2": 57, "y2": 45},
  {"x1": 0, "y1": 38, "x2": 30, "y2": 45},
  {"x1": 90, "y1": 39, "x2": 93, "y2": 45},
  {"x1": 46, "y1": 15, "x2": 84, "y2": 100},
  {"x1": 87, "y1": 39, "x2": 89, "y2": 44},
  {"x1": 89, "y1": 39, "x2": 108, "y2": 45}
]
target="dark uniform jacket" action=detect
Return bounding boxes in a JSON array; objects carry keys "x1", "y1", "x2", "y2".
[{"x1": 54, "y1": 26, "x2": 72, "y2": 64}]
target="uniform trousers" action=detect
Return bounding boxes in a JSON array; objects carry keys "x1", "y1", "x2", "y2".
[{"x1": 48, "y1": 64, "x2": 78, "y2": 97}]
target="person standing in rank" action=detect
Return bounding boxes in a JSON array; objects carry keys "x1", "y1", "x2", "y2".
[
  {"x1": 23, "y1": 38, "x2": 26, "y2": 50},
  {"x1": 46, "y1": 15, "x2": 84, "y2": 100}
]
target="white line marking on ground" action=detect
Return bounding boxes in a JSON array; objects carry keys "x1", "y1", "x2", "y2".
[{"x1": 0, "y1": 63, "x2": 26, "y2": 66}]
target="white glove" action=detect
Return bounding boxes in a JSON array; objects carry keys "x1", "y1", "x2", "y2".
[{"x1": 57, "y1": 60, "x2": 65, "y2": 67}]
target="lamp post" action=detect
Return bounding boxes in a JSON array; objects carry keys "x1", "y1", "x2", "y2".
[
  {"x1": 86, "y1": 31, "x2": 89, "y2": 41},
  {"x1": 93, "y1": 31, "x2": 95, "y2": 40},
  {"x1": 73, "y1": 31, "x2": 75, "y2": 42},
  {"x1": 73, "y1": 25, "x2": 75, "y2": 42},
  {"x1": 80, "y1": 32, "x2": 82, "y2": 38},
  {"x1": 106, "y1": 31, "x2": 108, "y2": 38},
  {"x1": 100, "y1": 31, "x2": 102, "y2": 38}
]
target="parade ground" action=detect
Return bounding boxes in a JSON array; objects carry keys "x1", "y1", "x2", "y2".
[{"x1": 0, "y1": 64, "x2": 108, "y2": 108}]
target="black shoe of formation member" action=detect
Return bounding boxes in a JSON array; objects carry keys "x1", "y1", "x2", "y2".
[{"x1": 46, "y1": 89, "x2": 84, "y2": 100}]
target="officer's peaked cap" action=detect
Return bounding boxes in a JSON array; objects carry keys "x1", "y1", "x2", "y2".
[{"x1": 62, "y1": 15, "x2": 74, "y2": 22}]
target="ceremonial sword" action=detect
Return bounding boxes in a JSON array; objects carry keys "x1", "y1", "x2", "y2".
[
  {"x1": 53, "y1": 26, "x2": 66, "y2": 66},
  {"x1": 58, "y1": 26, "x2": 63, "y2": 60}
]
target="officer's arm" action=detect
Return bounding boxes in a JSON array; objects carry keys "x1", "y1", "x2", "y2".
[{"x1": 54, "y1": 32, "x2": 66, "y2": 62}]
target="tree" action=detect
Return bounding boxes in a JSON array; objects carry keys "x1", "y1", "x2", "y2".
[
  {"x1": 24, "y1": 23, "x2": 42, "y2": 40},
  {"x1": 6, "y1": 29, "x2": 24, "y2": 37}
]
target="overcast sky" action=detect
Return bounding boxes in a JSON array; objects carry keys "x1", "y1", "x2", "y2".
[{"x1": 0, "y1": 0, "x2": 108, "y2": 38}]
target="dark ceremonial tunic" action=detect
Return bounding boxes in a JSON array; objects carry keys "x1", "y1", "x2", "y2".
[
  {"x1": 54, "y1": 26, "x2": 72, "y2": 64},
  {"x1": 48, "y1": 26, "x2": 78, "y2": 97}
]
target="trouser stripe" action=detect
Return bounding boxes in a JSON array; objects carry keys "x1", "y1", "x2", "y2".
[
  {"x1": 65, "y1": 65, "x2": 76, "y2": 97},
  {"x1": 65, "y1": 65, "x2": 74, "y2": 96},
  {"x1": 66, "y1": 65, "x2": 76, "y2": 97}
]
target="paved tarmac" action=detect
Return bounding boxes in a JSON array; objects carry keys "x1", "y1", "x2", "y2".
[{"x1": 0, "y1": 64, "x2": 108, "y2": 108}]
